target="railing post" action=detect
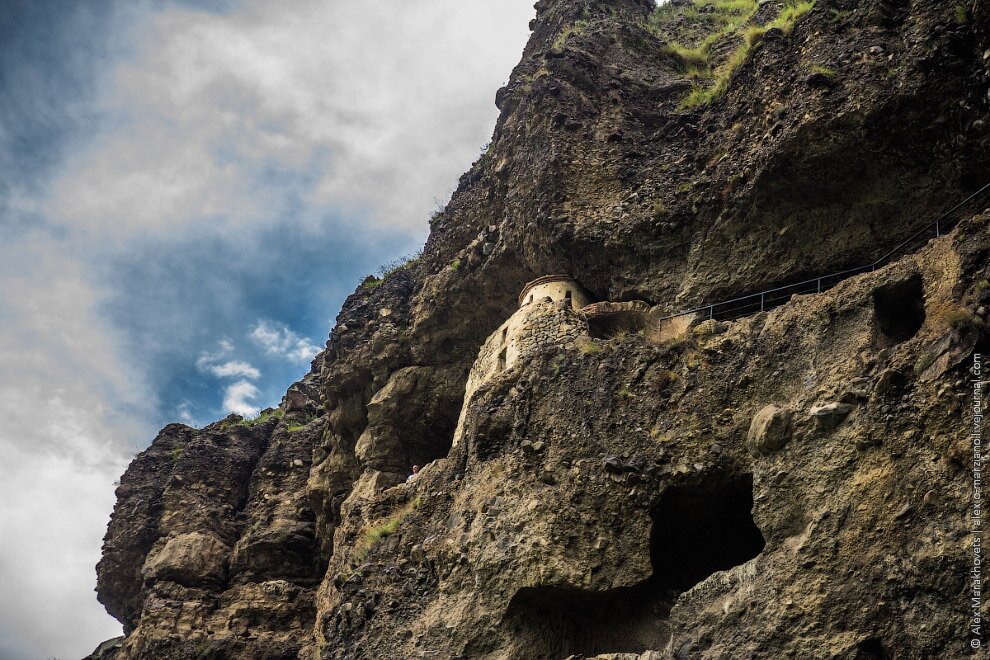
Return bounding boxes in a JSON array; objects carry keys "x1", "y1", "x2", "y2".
[
  {"x1": 760, "y1": 292, "x2": 765, "y2": 312},
  {"x1": 817, "y1": 278, "x2": 821, "y2": 294},
  {"x1": 936, "y1": 219, "x2": 940, "y2": 237},
  {"x1": 709, "y1": 306, "x2": 714, "y2": 320}
]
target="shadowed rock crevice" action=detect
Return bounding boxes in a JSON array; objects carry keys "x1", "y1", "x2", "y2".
[{"x1": 502, "y1": 476, "x2": 764, "y2": 658}]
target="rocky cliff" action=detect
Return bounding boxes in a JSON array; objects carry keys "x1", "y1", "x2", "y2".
[{"x1": 93, "y1": 0, "x2": 990, "y2": 658}]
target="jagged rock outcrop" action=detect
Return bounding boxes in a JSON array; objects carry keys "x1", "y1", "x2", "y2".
[
  {"x1": 95, "y1": 0, "x2": 990, "y2": 658},
  {"x1": 97, "y1": 366, "x2": 327, "y2": 658}
]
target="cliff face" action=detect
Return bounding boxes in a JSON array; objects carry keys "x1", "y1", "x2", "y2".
[{"x1": 94, "y1": 0, "x2": 990, "y2": 658}]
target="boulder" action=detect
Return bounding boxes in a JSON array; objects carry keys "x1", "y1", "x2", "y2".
[
  {"x1": 142, "y1": 531, "x2": 230, "y2": 587},
  {"x1": 810, "y1": 402, "x2": 854, "y2": 431},
  {"x1": 872, "y1": 369, "x2": 906, "y2": 399},
  {"x1": 747, "y1": 405, "x2": 793, "y2": 456}
]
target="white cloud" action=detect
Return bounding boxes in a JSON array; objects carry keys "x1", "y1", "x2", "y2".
[
  {"x1": 196, "y1": 338, "x2": 261, "y2": 379},
  {"x1": 205, "y1": 360, "x2": 261, "y2": 379},
  {"x1": 0, "y1": 234, "x2": 149, "y2": 658},
  {"x1": 196, "y1": 344, "x2": 262, "y2": 380},
  {"x1": 176, "y1": 401, "x2": 197, "y2": 426},
  {"x1": 248, "y1": 319, "x2": 320, "y2": 364},
  {"x1": 45, "y1": 0, "x2": 535, "y2": 240},
  {"x1": 221, "y1": 380, "x2": 260, "y2": 417}
]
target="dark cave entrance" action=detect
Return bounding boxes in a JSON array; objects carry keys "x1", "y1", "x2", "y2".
[
  {"x1": 501, "y1": 476, "x2": 765, "y2": 658},
  {"x1": 650, "y1": 476, "x2": 766, "y2": 592},
  {"x1": 406, "y1": 410, "x2": 460, "y2": 469},
  {"x1": 873, "y1": 275, "x2": 925, "y2": 346}
]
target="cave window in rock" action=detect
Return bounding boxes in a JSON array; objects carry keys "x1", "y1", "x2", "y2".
[
  {"x1": 565, "y1": 289, "x2": 573, "y2": 308},
  {"x1": 497, "y1": 348, "x2": 506, "y2": 372},
  {"x1": 501, "y1": 327, "x2": 508, "y2": 346},
  {"x1": 873, "y1": 275, "x2": 925, "y2": 346},
  {"x1": 501, "y1": 476, "x2": 765, "y2": 658}
]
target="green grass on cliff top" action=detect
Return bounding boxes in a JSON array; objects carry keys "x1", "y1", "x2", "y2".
[{"x1": 649, "y1": 0, "x2": 815, "y2": 109}]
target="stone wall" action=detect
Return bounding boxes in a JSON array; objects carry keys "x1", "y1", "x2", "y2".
[{"x1": 452, "y1": 299, "x2": 589, "y2": 447}]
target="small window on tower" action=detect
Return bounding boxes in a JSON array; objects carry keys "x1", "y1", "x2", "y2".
[
  {"x1": 497, "y1": 348, "x2": 507, "y2": 372},
  {"x1": 565, "y1": 290, "x2": 573, "y2": 308},
  {"x1": 501, "y1": 327, "x2": 508, "y2": 345}
]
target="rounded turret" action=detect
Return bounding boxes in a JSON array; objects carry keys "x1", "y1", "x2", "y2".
[{"x1": 518, "y1": 275, "x2": 591, "y2": 310}]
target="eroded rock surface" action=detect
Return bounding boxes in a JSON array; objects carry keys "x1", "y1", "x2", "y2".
[{"x1": 95, "y1": 0, "x2": 990, "y2": 658}]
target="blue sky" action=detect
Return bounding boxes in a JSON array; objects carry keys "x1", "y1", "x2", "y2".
[{"x1": 0, "y1": 1, "x2": 534, "y2": 657}]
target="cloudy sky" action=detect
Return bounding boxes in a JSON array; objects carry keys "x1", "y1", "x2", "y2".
[{"x1": 0, "y1": 1, "x2": 534, "y2": 657}]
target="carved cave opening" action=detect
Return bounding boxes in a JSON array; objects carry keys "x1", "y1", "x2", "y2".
[
  {"x1": 873, "y1": 275, "x2": 925, "y2": 346},
  {"x1": 406, "y1": 407, "x2": 461, "y2": 469},
  {"x1": 587, "y1": 312, "x2": 650, "y2": 340},
  {"x1": 502, "y1": 476, "x2": 765, "y2": 658}
]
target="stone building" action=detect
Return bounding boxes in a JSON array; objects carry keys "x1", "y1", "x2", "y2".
[{"x1": 452, "y1": 276, "x2": 591, "y2": 447}]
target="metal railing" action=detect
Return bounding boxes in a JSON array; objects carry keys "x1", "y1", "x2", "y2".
[{"x1": 659, "y1": 182, "x2": 990, "y2": 323}]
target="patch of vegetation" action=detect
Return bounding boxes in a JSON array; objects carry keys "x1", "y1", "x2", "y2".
[
  {"x1": 955, "y1": 3, "x2": 970, "y2": 24},
  {"x1": 944, "y1": 308, "x2": 983, "y2": 330},
  {"x1": 286, "y1": 414, "x2": 319, "y2": 433},
  {"x1": 741, "y1": 25, "x2": 767, "y2": 47},
  {"x1": 667, "y1": 42, "x2": 709, "y2": 70},
  {"x1": 553, "y1": 18, "x2": 590, "y2": 50},
  {"x1": 768, "y1": 0, "x2": 815, "y2": 32},
  {"x1": 378, "y1": 250, "x2": 423, "y2": 279},
  {"x1": 828, "y1": 8, "x2": 852, "y2": 22},
  {"x1": 361, "y1": 275, "x2": 383, "y2": 290},
  {"x1": 650, "y1": 0, "x2": 701, "y2": 27},
  {"x1": 353, "y1": 496, "x2": 422, "y2": 564},
  {"x1": 659, "y1": 0, "x2": 816, "y2": 110},
  {"x1": 932, "y1": 301, "x2": 983, "y2": 331},
  {"x1": 170, "y1": 445, "x2": 184, "y2": 462},
  {"x1": 450, "y1": 258, "x2": 462, "y2": 271},
  {"x1": 809, "y1": 64, "x2": 837, "y2": 79},
  {"x1": 658, "y1": 369, "x2": 681, "y2": 387},
  {"x1": 680, "y1": 40, "x2": 753, "y2": 109},
  {"x1": 663, "y1": 333, "x2": 691, "y2": 351},
  {"x1": 239, "y1": 408, "x2": 284, "y2": 428},
  {"x1": 576, "y1": 337, "x2": 603, "y2": 355},
  {"x1": 361, "y1": 250, "x2": 424, "y2": 290}
]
